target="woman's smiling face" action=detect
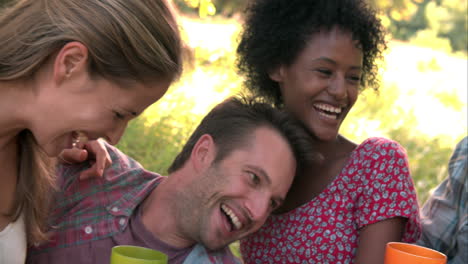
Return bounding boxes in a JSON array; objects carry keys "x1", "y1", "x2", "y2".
[
  {"x1": 23, "y1": 41, "x2": 171, "y2": 157},
  {"x1": 270, "y1": 27, "x2": 363, "y2": 142},
  {"x1": 32, "y1": 76, "x2": 169, "y2": 157}
]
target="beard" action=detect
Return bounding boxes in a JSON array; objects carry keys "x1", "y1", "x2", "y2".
[{"x1": 171, "y1": 163, "x2": 228, "y2": 248}]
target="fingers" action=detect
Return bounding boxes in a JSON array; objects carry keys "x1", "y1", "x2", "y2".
[
  {"x1": 79, "y1": 139, "x2": 112, "y2": 180},
  {"x1": 57, "y1": 139, "x2": 112, "y2": 180},
  {"x1": 58, "y1": 148, "x2": 88, "y2": 164},
  {"x1": 79, "y1": 162, "x2": 101, "y2": 180}
]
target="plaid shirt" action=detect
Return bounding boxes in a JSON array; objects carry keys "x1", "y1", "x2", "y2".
[
  {"x1": 417, "y1": 137, "x2": 467, "y2": 264},
  {"x1": 28, "y1": 143, "x2": 239, "y2": 264}
]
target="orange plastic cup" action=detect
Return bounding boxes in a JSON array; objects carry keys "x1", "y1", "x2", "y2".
[{"x1": 384, "y1": 242, "x2": 447, "y2": 264}]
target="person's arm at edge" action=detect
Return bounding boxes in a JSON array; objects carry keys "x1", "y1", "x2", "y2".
[{"x1": 354, "y1": 217, "x2": 407, "y2": 264}]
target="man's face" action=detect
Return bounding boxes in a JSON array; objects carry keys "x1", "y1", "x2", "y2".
[{"x1": 178, "y1": 127, "x2": 297, "y2": 250}]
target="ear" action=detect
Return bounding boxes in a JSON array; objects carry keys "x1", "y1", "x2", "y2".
[
  {"x1": 190, "y1": 134, "x2": 216, "y2": 173},
  {"x1": 269, "y1": 65, "x2": 285, "y2": 82},
  {"x1": 53, "y1": 41, "x2": 89, "y2": 85}
]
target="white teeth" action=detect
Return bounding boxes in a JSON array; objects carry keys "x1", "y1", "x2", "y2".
[
  {"x1": 72, "y1": 131, "x2": 89, "y2": 147},
  {"x1": 221, "y1": 204, "x2": 242, "y2": 230},
  {"x1": 318, "y1": 111, "x2": 338, "y2": 120},
  {"x1": 314, "y1": 103, "x2": 342, "y2": 114}
]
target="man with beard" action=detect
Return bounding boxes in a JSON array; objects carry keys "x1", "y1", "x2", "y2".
[{"x1": 27, "y1": 97, "x2": 315, "y2": 264}]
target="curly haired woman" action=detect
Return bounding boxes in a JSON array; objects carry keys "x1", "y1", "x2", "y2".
[{"x1": 237, "y1": 0, "x2": 421, "y2": 263}]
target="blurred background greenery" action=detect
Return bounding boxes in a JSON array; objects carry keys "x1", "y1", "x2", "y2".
[{"x1": 2, "y1": 0, "x2": 465, "y2": 257}]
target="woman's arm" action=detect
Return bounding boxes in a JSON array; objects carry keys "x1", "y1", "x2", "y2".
[
  {"x1": 353, "y1": 138, "x2": 421, "y2": 264},
  {"x1": 354, "y1": 217, "x2": 407, "y2": 264}
]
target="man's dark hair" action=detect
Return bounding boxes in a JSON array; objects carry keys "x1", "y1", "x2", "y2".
[
  {"x1": 237, "y1": 0, "x2": 387, "y2": 107},
  {"x1": 168, "y1": 96, "x2": 316, "y2": 173}
]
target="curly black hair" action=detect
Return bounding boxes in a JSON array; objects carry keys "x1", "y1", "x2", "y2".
[{"x1": 236, "y1": 0, "x2": 387, "y2": 107}]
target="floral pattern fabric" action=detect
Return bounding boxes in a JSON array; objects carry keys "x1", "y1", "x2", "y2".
[{"x1": 241, "y1": 137, "x2": 421, "y2": 264}]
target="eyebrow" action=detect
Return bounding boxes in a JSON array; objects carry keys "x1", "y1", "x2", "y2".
[{"x1": 312, "y1": 57, "x2": 362, "y2": 71}]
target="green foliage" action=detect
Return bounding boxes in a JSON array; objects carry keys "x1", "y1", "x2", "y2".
[
  {"x1": 425, "y1": 0, "x2": 467, "y2": 52},
  {"x1": 117, "y1": 16, "x2": 243, "y2": 174},
  {"x1": 116, "y1": 109, "x2": 196, "y2": 174},
  {"x1": 174, "y1": 0, "x2": 247, "y2": 17},
  {"x1": 410, "y1": 29, "x2": 453, "y2": 52},
  {"x1": 175, "y1": 0, "x2": 467, "y2": 53},
  {"x1": 431, "y1": 91, "x2": 465, "y2": 111},
  {"x1": 372, "y1": 0, "x2": 467, "y2": 52},
  {"x1": 388, "y1": 129, "x2": 455, "y2": 203},
  {"x1": 0, "y1": 0, "x2": 12, "y2": 7},
  {"x1": 176, "y1": 0, "x2": 217, "y2": 18}
]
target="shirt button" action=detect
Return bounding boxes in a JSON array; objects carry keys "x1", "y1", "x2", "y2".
[
  {"x1": 111, "y1": 207, "x2": 119, "y2": 212},
  {"x1": 119, "y1": 218, "x2": 126, "y2": 226},
  {"x1": 84, "y1": 226, "x2": 93, "y2": 234}
]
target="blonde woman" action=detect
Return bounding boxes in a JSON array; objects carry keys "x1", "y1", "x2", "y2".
[{"x1": 0, "y1": 0, "x2": 184, "y2": 262}]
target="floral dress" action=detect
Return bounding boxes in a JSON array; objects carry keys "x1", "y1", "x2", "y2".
[{"x1": 241, "y1": 137, "x2": 421, "y2": 264}]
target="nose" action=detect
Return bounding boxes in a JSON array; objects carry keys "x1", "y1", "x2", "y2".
[
  {"x1": 105, "y1": 123, "x2": 127, "y2": 145},
  {"x1": 245, "y1": 193, "x2": 271, "y2": 224},
  {"x1": 327, "y1": 74, "x2": 347, "y2": 101}
]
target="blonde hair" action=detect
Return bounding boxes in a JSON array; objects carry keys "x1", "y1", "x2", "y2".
[
  {"x1": 16, "y1": 131, "x2": 57, "y2": 245},
  {"x1": 0, "y1": 0, "x2": 183, "y2": 82},
  {"x1": 0, "y1": 0, "x2": 184, "y2": 245}
]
